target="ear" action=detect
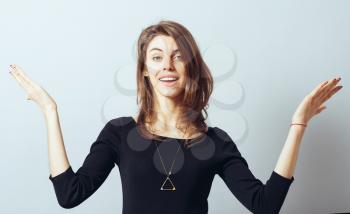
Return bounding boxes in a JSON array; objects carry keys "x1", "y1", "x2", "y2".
[{"x1": 143, "y1": 69, "x2": 149, "y2": 77}]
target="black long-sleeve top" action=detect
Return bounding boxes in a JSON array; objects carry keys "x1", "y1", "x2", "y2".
[{"x1": 49, "y1": 116, "x2": 294, "y2": 214}]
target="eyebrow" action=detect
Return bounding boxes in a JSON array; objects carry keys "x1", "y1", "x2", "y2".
[{"x1": 149, "y1": 48, "x2": 180, "y2": 54}]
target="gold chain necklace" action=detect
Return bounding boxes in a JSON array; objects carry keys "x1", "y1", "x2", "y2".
[{"x1": 155, "y1": 124, "x2": 190, "y2": 191}]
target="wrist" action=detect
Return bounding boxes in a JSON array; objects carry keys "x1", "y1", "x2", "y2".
[
  {"x1": 291, "y1": 116, "x2": 307, "y2": 125},
  {"x1": 43, "y1": 106, "x2": 58, "y2": 117},
  {"x1": 290, "y1": 122, "x2": 307, "y2": 128}
]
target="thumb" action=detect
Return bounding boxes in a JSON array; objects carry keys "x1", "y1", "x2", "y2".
[{"x1": 315, "y1": 105, "x2": 327, "y2": 114}]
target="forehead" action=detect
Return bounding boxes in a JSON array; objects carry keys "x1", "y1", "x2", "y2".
[{"x1": 147, "y1": 35, "x2": 179, "y2": 53}]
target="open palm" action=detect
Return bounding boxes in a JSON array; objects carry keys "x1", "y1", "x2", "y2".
[
  {"x1": 292, "y1": 77, "x2": 343, "y2": 125},
  {"x1": 9, "y1": 64, "x2": 57, "y2": 113}
]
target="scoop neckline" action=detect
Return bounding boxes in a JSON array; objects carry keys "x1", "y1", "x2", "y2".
[{"x1": 129, "y1": 116, "x2": 210, "y2": 141}]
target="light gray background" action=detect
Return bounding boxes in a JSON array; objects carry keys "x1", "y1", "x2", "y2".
[{"x1": 1, "y1": 0, "x2": 349, "y2": 213}]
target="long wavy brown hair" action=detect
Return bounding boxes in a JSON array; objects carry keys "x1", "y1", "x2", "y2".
[{"x1": 135, "y1": 20, "x2": 214, "y2": 146}]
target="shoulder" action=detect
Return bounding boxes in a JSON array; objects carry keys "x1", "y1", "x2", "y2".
[
  {"x1": 209, "y1": 127, "x2": 241, "y2": 155},
  {"x1": 98, "y1": 116, "x2": 134, "y2": 138},
  {"x1": 210, "y1": 127, "x2": 246, "y2": 161},
  {"x1": 97, "y1": 116, "x2": 134, "y2": 144},
  {"x1": 107, "y1": 116, "x2": 134, "y2": 128},
  {"x1": 210, "y1": 127, "x2": 235, "y2": 144}
]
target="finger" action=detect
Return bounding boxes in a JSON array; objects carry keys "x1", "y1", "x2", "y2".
[
  {"x1": 9, "y1": 66, "x2": 33, "y2": 92},
  {"x1": 324, "y1": 77, "x2": 341, "y2": 93},
  {"x1": 9, "y1": 67, "x2": 27, "y2": 89},
  {"x1": 310, "y1": 80, "x2": 329, "y2": 97},
  {"x1": 10, "y1": 64, "x2": 35, "y2": 86},
  {"x1": 319, "y1": 77, "x2": 341, "y2": 95},
  {"x1": 319, "y1": 85, "x2": 343, "y2": 103},
  {"x1": 311, "y1": 80, "x2": 332, "y2": 99},
  {"x1": 9, "y1": 65, "x2": 37, "y2": 91},
  {"x1": 322, "y1": 82, "x2": 343, "y2": 99}
]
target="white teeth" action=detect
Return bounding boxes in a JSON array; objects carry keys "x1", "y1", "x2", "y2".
[{"x1": 159, "y1": 77, "x2": 178, "y2": 81}]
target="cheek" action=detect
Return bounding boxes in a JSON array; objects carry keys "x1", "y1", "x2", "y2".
[
  {"x1": 175, "y1": 65, "x2": 186, "y2": 80},
  {"x1": 148, "y1": 69, "x2": 159, "y2": 76},
  {"x1": 148, "y1": 74, "x2": 161, "y2": 88},
  {"x1": 146, "y1": 61, "x2": 161, "y2": 75},
  {"x1": 174, "y1": 63, "x2": 184, "y2": 71},
  {"x1": 175, "y1": 61, "x2": 186, "y2": 72},
  {"x1": 147, "y1": 69, "x2": 160, "y2": 85}
]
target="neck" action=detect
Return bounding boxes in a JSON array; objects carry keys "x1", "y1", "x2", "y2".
[
  {"x1": 153, "y1": 96, "x2": 185, "y2": 130},
  {"x1": 154, "y1": 98, "x2": 183, "y2": 127}
]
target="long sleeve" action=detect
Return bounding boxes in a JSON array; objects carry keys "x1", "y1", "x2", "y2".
[
  {"x1": 215, "y1": 129, "x2": 294, "y2": 214},
  {"x1": 48, "y1": 121, "x2": 120, "y2": 209}
]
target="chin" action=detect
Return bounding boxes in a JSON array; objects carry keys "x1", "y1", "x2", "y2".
[
  {"x1": 160, "y1": 91, "x2": 182, "y2": 98},
  {"x1": 158, "y1": 88, "x2": 184, "y2": 99}
]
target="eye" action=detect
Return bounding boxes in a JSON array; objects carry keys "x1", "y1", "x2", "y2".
[
  {"x1": 173, "y1": 55, "x2": 182, "y2": 61},
  {"x1": 152, "y1": 56, "x2": 162, "y2": 61}
]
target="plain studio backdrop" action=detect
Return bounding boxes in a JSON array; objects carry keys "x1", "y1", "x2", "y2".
[{"x1": 1, "y1": 0, "x2": 349, "y2": 213}]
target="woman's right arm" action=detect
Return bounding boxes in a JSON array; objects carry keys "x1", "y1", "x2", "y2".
[
  {"x1": 44, "y1": 107, "x2": 71, "y2": 177},
  {"x1": 9, "y1": 64, "x2": 70, "y2": 177},
  {"x1": 10, "y1": 64, "x2": 119, "y2": 208}
]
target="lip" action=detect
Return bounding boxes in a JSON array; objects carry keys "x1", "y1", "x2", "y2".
[
  {"x1": 158, "y1": 74, "x2": 179, "y2": 80},
  {"x1": 159, "y1": 78, "x2": 178, "y2": 87}
]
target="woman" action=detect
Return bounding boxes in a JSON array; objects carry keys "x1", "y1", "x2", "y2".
[{"x1": 9, "y1": 20, "x2": 343, "y2": 214}]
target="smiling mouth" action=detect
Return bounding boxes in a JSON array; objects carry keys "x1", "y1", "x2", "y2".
[
  {"x1": 159, "y1": 78, "x2": 178, "y2": 86},
  {"x1": 159, "y1": 79, "x2": 178, "y2": 82}
]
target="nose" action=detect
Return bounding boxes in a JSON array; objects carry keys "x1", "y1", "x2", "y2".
[{"x1": 162, "y1": 57, "x2": 175, "y2": 71}]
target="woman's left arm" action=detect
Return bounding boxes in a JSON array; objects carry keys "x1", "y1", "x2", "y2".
[{"x1": 274, "y1": 77, "x2": 343, "y2": 179}]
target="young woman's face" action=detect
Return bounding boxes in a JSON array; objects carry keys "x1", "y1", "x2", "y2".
[{"x1": 144, "y1": 35, "x2": 187, "y2": 100}]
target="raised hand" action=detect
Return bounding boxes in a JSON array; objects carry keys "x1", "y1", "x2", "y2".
[
  {"x1": 9, "y1": 64, "x2": 57, "y2": 113},
  {"x1": 292, "y1": 77, "x2": 343, "y2": 125}
]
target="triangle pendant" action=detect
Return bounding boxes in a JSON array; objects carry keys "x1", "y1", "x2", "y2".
[{"x1": 160, "y1": 176, "x2": 176, "y2": 191}]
